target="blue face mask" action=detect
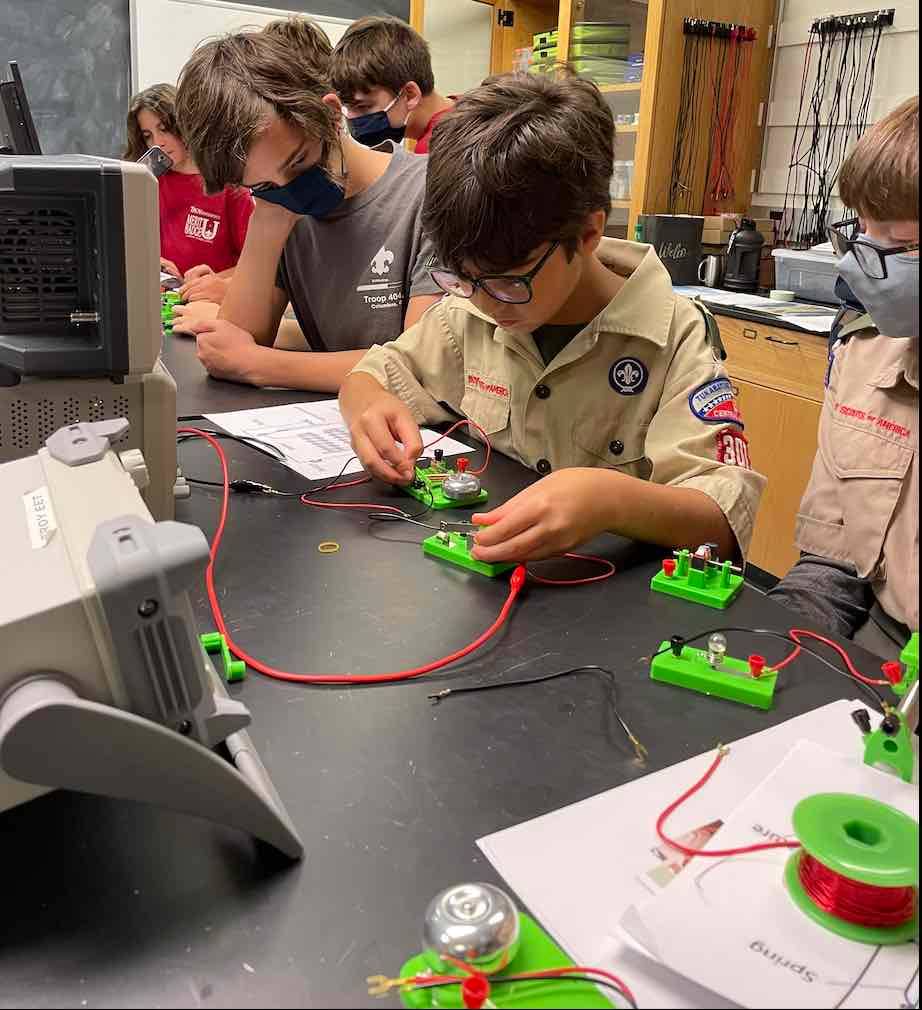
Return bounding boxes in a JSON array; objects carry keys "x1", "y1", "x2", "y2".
[
  {"x1": 347, "y1": 93, "x2": 407, "y2": 148},
  {"x1": 251, "y1": 163, "x2": 345, "y2": 218},
  {"x1": 837, "y1": 251, "x2": 919, "y2": 339}
]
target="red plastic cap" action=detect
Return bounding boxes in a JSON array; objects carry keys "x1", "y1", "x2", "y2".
[
  {"x1": 461, "y1": 975, "x2": 490, "y2": 1009},
  {"x1": 881, "y1": 660, "x2": 903, "y2": 685},
  {"x1": 662, "y1": 558, "x2": 677, "y2": 577},
  {"x1": 456, "y1": 457, "x2": 469, "y2": 473},
  {"x1": 749, "y1": 654, "x2": 766, "y2": 678}
]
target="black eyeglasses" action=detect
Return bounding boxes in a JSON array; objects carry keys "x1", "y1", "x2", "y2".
[
  {"x1": 827, "y1": 217, "x2": 919, "y2": 280},
  {"x1": 430, "y1": 241, "x2": 560, "y2": 305}
]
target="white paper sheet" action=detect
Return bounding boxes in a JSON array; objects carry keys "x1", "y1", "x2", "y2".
[
  {"x1": 477, "y1": 700, "x2": 895, "y2": 1009},
  {"x1": 674, "y1": 285, "x2": 838, "y2": 334},
  {"x1": 623, "y1": 741, "x2": 919, "y2": 1009},
  {"x1": 204, "y1": 400, "x2": 474, "y2": 481}
]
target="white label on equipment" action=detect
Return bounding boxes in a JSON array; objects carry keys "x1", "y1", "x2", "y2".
[{"x1": 22, "y1": 486, "x2": 57, "y2": 549}]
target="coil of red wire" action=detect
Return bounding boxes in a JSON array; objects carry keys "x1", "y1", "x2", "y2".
[{"x1": 795, "y1": 852, "x2": 918, "y2": 928}]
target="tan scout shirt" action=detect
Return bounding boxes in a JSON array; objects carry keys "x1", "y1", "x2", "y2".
[
  {"x1": 350, "y1": 239, "x2": 766, "y2": 554},
  {"x1": 796, "y1": 324, "x2": 919, "y2": 630}
]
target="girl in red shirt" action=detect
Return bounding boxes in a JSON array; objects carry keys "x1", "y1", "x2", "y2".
[{"x1": 124, "y1": 84, "x2": 253, "y2": 303}]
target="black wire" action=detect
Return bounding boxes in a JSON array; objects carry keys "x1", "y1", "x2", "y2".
[
  {"x1": 414, "y1": 973, "x2": 639, "y2": 1009},
  {"x1": 650, "y1": 627, "x2": 886, "y2": 710},
  {"x1": 429, "y1": 666, "x2": 647, "y2": 761}
]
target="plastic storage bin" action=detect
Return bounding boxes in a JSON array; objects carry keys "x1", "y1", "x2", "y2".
[
  {"x1": 771, "y1": 247, "x2": 840, "y2": 305},
  {"x1": 533, "y1": 21, "x2": 630, "y2": 49}
]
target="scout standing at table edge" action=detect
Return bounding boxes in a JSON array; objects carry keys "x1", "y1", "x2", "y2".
[
  {"x1": 340, "y1": 73, "x2": 766, "y2": 565},
  {"x1": 770, "y1": 96, "x2": 919, "y2": 659}
]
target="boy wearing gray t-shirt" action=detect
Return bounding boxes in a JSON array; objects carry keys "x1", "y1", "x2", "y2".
[{"x1": 173, "y1": 24, "x2": 441, "y2": 392}]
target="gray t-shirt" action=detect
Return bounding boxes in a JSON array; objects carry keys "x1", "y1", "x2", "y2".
[{"x1": 276, "y1": 142, "x2": 440, "y2": 352}]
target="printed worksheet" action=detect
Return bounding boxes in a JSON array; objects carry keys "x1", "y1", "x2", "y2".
[
  {"x1": 623, "y1": 741, "x2": 918, "y2": 1009},
  {"x1": 205, "y1": 400, "x2": 473, "y2": 481}
]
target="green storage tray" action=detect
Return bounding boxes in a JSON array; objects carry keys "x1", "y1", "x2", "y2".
[
  {"x1": 534, "y1": 22, "x2": 630, "y2": 49},
  {"x1": 532, "y1": 41, "x2": 627, "y2": 62},
  {"x1": 571, "y1": 57, "x2": 629, "y2": 84}
]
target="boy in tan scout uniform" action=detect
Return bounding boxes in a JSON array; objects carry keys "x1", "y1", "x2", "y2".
[
  {"x1": 770, "y1": 97, "x2": 918, "y2": 658},
  {"x1": 340, "y1": 73, "x2": 765, "y2": 563}
]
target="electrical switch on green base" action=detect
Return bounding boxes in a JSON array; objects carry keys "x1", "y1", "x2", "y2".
[
  {"x1": 892, "y1": 632, "x2": 919, "y2": 698},
  {"x1": 200, "y1": 632, "x2": 246, "y2": 683},
  {"x1": 398, "y1": 914, "x2": 613, "y2": 1009},
  {"x1": 650, "y1": 639, "x2": 777, "y2": 709},
  {"x1": 650, "y1": 548, "x2": 743, "y2": 609},
  {"x1": 422, "y1": 530, "x2": 514, "y2": 578}
]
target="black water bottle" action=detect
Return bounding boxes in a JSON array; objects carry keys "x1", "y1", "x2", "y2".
[{"x1": 723, "y1": 218, "x2": 764, "y2": 293}]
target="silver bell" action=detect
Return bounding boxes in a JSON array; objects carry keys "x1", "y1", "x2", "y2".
[
  {"x1": 422, "y1": 882, "x2": 520, "y2": 974},
  {"x1": 442, "y1": 470, "x2": 482, "y2": 500}
]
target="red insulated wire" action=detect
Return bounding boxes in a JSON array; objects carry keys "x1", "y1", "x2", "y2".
[
  {"x1": 177, "y1": 427, "x2": 526, "y2": 685},
  {"x1": 771, "y1": 629, "x2": 889, "y2": 685},
  {"x1": 656, "y1": 747, "x2": 801, "y2": 859},
  {"x1": 423, "y1": 418, "x2": 492, "y2": 475}
]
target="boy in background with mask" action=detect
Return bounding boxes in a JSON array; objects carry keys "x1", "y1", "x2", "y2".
[
  {"x1": 173, "y1": 20, "x2": 441, "y2": 392},
  {"x1": 770, "y1": 96, "x2": 918, "y2": 658},
  {"x1": 331, "y1": 17, "x2": 455, "y2": 154}
]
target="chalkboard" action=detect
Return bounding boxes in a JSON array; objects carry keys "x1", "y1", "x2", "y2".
[
  {"x1": 0, "y1": 0, "x2": 131, "y2": 158},
  {"x1": 0, "y1": 0, "x2": 409, "y2": 161}
]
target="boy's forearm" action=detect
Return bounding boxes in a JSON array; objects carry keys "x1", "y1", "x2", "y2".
[
  {"x1": 219, "y1": 207, "x2": 295, "y2": 342},
  {"x1": 248, "y1": 346, "x2": 366, "y2": 393},
  {"x1": 594, "y1": 470, "x2": 736, "y2": 558},
  {"x1": 339, "y1": 371, "x2": 391, "y2": 425}
]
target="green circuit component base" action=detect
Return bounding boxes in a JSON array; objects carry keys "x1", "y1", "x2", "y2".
[
  {"x1": 650, "y1": 640, "x2": 777, "y2": 709},
  {"x1": 422, "y1": 530, "x2": 514, "y2": 579},
  {"x1": 650, "y1": 548, "x2": 743, "y2": 609},
  {"x1": 162, "y1": 291, "x2": 182, "y2": 334},
  {"x1": 862, "y1": 715, "x2": 915, "y2": 783},
  {"x1": 399, "y1": 913, "x2": 614, "y2": 1008},
  {"x1": 892, "y1": 632, "x2": 919, "y2": 698},
  {"x1": 785, "y1": 793, "x2": 919, "y2": 945},
  {"x1": 200, "y1": 631, "x2": 246, "y2": 683},
  {"x1": 403, "y1": 463, "x2": 488, "y2": 511}
]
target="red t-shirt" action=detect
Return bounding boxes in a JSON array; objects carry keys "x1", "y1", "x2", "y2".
[
  {"x1": 158, "y1": 170, "x2": 254, "y2": 275},
  {"x1": 413, "y1": 98, "x2": 457, "y2": 155}
]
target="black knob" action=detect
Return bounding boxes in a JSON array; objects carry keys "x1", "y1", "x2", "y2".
[
  {"x1": 851, "y1": 709, "x2": 872, "y2": 735},
  {"x1": 670, "y1": 635, "x2": 684, "y2": 657}
]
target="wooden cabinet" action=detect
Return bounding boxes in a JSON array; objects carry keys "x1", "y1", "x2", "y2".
[
  {"x1": 716, "y1": 312, "x2": 827, "y2": 577},
  {"x1": 414, "y1": 0, "x2": 775, "y2": 234}
]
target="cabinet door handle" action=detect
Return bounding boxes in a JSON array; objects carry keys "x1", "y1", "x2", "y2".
[
  {"x1": 742, "y1": 327, "x2": 758, "y2": 340},
  {"x1": 765, "y1": 334, "x2": 800, "y2": 347}
]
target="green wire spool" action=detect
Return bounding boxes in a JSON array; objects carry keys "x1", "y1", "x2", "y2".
[{"x1": 784, "y1": 793, "x2": 919, "y2": 945}]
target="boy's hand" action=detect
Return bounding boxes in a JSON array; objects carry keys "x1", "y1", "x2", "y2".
[
  {"x1": 347, "y1": 393, "x2": 423, "y2": 485},
  {"x1": 180, "y1": 270, "x2": 230, "y2": 303},
  {"x1": 172, "y1": 300, "x2": 219, "y2": 331},
  {"x1": 184, "y1": 318, "x2": 264, "y2": 385},
  {"x1": 471, "y1": 468, "x2": 617, "y2": 562},
  {"x1": 160, "y1": 256, "x2": 181, "y2": 278}
]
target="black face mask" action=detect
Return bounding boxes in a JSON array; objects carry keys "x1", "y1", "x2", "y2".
[{"x1": 347, "y1": 93, "x2": 406, "y2": 148}]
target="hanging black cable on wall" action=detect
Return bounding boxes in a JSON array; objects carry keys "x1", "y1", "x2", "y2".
[
  {"x1": 780, "y1": 9, "x2": 892, "y2": 247},
  {"x1": 668, "y1": 20, "x2": 757, "y2": 215}
]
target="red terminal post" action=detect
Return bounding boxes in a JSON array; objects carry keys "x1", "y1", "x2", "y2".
[
  {"x1": 456, "y1": 457, "x2": 469, "y2": 473},
  {"x1": 881, "y1": 661, "x2": 903, "y2": 686},
  {"x1": 748, "y1": 654, "x2": 766, "y2": 678},
  {"x1": 662, "y1": 558, "x2": 677, "y2": 578},
  {"x1": 461, "y1": 975, "x2": 490, "y2": 1010}
]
